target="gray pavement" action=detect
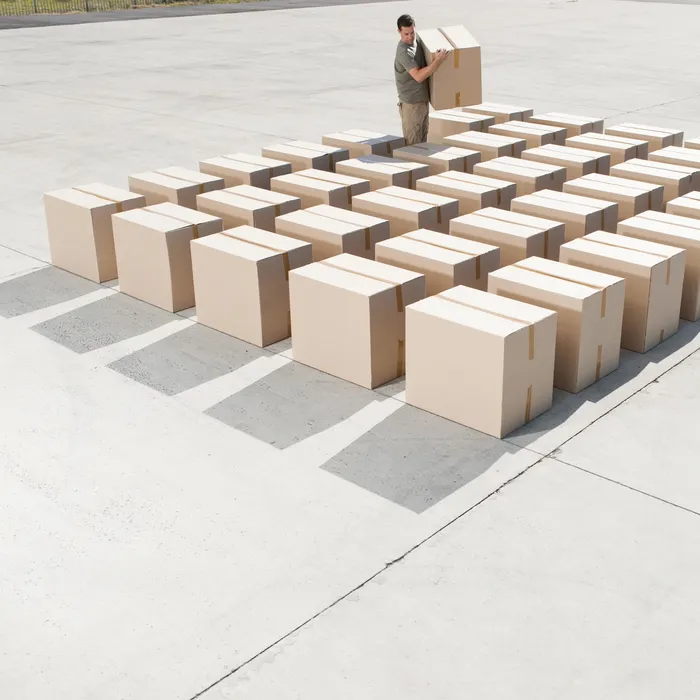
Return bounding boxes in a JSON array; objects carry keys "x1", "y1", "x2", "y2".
[{"x1": 3, "y1": 0, "x2": 700, "y2": 698}]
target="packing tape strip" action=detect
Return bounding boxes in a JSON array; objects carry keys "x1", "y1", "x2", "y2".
[
  {"x1": 408, "y1": 170, "x2": 414, "y2": 189},
  {"x1": 666, "y1": 259, "x2": 671, "y2": 285},
  {"x1": 454, "y1": 51, "x2": 460, "y2": 69},
  {"x1": 116, "y1": 202, "x2": 123, "y2": 213},
  {"x1": 436, "y1": 208, "x2": 443, "y2": 225},
  {"x1": 475, "y1": 256, "x2": 481, "y2": 280},
  {"x1": 660, "y1": 328, "x2": 665, "y2": 344},
  {"x1": 282, "y1": 251, "x2": 291, "y2": 280},
  {"x1": 600, "y1": 288, "x2": 607, "y2": 318},
  {"x1": 364, "y1": 227, "x2": 372, "y2": 251},
  {"x1": 347, "y1": 186, "x2": 352, "y2": 208},
  {"x1": 275, "y1": 204, "x2": 281, "y2": 217},
  {"x1": 528, "y1": 325, "x2": 535, "y2": 361},
  {"x1": 396, "y1": 339, "x2": 405, "y2": 377},
  {"x1": 287, "y1": 309, "x2": 292, "y2": 337},
  {"x1": 524, "y1": 385, "x2": 533, "y2": 423},
  {"x1": 198, "y1": 184, "x2": 205, "y2": 194},
  {"x1": 543, "y1": 231, "x2": 549, "y2": 259},
  {"x1": 455, "y1": 91, "x2": 461, "y2": 107},
  {"x1": 191, "y1": 223, "x2": 200, "y2": 239},
  {"x1": 596, "y1": 344, "x2": 603, "y2": 381}
]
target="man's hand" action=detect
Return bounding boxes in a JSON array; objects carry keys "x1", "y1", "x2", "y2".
[{"x1": 434, "y1": 48, "x2": 451, "y2": 64}]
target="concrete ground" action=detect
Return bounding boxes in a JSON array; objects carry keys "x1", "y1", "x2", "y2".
[{"x1": 3, "y1": 0, "x2": 700, "y2": 698}]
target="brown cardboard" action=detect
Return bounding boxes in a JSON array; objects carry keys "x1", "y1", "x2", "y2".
[
  {"x1": 392, "y1": 142, "x2": 481, "y2": 176},
  {"x1": 686, "y1": 138, "x2": 700, "y2": 151},
  {"x1": 375, "y1": 228, "x2": 500, "y2": 294},
  {"x1": 419, "y1": 25, "x2": 482, "y2": 110},
  {"x1": 199, "y1": 154, "x2": 291, "y2": 189},
  {"x1": 450, "y1": 206, "x2": 565, "y2": 265},
  {"x1": 289, "y1": 254, "x2": 426, "y2": 388},
  {"x1": 442, "y1": 131, "x2": 526, "y2": 161},
  {"x1": 224, "y1": 153, "x2": 292, "y2": 177},
  {"x1": 371, "y1": 186, "x2": 459, "y2": 234},
  {"x1": 197, "y1": 185, "x2": 300, "y2": 232},
  {"x1": 462, "y1": 102, "x2": 534, "y2": 124},
  {"x1": 511, "y1": 189, "x2": 618, "y2": 241},
  {"x1": 610, "y1": 159, "x2": 696, "y2": 204},
  {"x1": 275, "y1": 205, "x2": 389, "y2": 260},
  {"x1": 405, "y1": 285, "x2": 556, "y2": 438},
  {"x1": 473, "y1": 156, "x2": 566, "y2": 196},
  {"x1": 352, "y1": 190, "x2": 438, "y2": 237},
  {"x1": 563, "y1": 173, "x2": 664, "y2": 219},
  {"x1": 128, "y1": 168, "x2": 224, "y2": 209},
  {"x1": 321, "y1": 130, "x2": 405, "y2": 158},
  {"x1": 427, "y1": 111, "x2": 495, "y2": 142},
  {"x1": 559, "y1": 231, "x2": 685, "y2": 352},
  {"x1": 565, "y1": 133, "x2": 648, "y2": 165},
  {"x1": 270, "y1": 170, "x2": 369, "y2": 209},
  {"x1": 44, "y1": 184, "x2": 146, "y2": 283},
  {"x1": 605, "y1": 123, "x2": 683, "y2": 151},
  {"x1": 521, "y1": 144, "x2": 611, "y2": 179},
  {"x1": 488, "y1": 257, "x2": 625, "y2": 392},
  {"x1": 112, "y1": 206, "x2": 223, "y2": 312},
  {"x1": 417, "y1": 171, "x2": 517, "y2": 215},
  {"x1": 262, "y1": 142, "x2": 347, "y2": 172},
  {"x1": 617, "y1": 210, "x2": 700, "y2": 321},
  {"x1": 336, "y1": 155, "x2": 429, "y2": 190},
  {"x1": 489, "y1": 120, "x2": 567, "y2": 149},
  {"x1": 191, "y1": 226, "x2": 312, "y2": 346},
  {"x1": 649, "y1": 146, "x2": 700, "y2": 170},
  {"x1": 528, "y1": 112, "x2": 605, "y2": 137},
  {"x1": 666, "y1": 191, "x2": 700, "y2": 221}
]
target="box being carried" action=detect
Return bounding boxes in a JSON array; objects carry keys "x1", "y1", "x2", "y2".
[
  {"x1": 418, "y1": 25, "x2": 482, "y2": 111},
  {"x1": 559, "y1": 231, "x2": 685, "y2": 353},
  {"x1": 375, "y1": 228, "x2": 500, "y2": 294},
  {"x1": 405, "y1": 286, "x2": 557, "y2": 438},
  {"x1": 191, "y1": 227, "x2": 313, "y2": 347},
  {"x1": 44, "y1": 183, "x2": 146, "y2": 283},
  {"x1": 489, "y1": 257, "x2": 625, "y2": 393},
  {"x1": 290, "y1": 254, "x2": 426, "y2": 389}
]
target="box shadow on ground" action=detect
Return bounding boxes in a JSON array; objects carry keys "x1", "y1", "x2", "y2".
[
  {"x1": 508, "y1": 318, "x2": 700, "y2": 447},
  {"x1": 0, "y1": 265, "x2": 99, "y2": 318}
]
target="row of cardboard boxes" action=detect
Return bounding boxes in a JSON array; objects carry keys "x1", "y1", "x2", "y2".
[{"x1": 45, "y1": 175, "x2": 700, "y2": 433}]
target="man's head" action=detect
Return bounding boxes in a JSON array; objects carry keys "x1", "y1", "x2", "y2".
[{"x1": 397, "y1": 14, "x2": 416, "y2": 45}]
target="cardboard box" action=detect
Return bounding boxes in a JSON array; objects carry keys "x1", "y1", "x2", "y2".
[
  {"x1": 197, "y1": 185, "x2": 300, "y2": 232},
  {"x1": 605, "y1": 123, "x2": 683, "y2": 151},
  {"x1": 528, "y1": 112, "x2": 605, "y2": 137},
  {"x1": 559, "y1": 231, "x2": 685, "y2": 353},
  {"x1": 336, "y1": 155, "x2": 429, "y2": 190},
  {"x1": 521, "y1": 144, "x2": 611, "y2": 179},
  {"x1": 442, "y1": 131, "x2": 527, "y2": 161},
  {"x1": 427, "y1": 111, "x2": 495, "y2": 142},
  {"x1": 686, "y1": 138, "x2": 700, "y2": 151},
  {"x1": 618, "y1": 210, "x2": 700, "y2": 321},
  {"x1": 473, "y1": 156, "x2": 566, "y2": 196},
  {"x1": 262, "y1": 142, "x2": 348, "y2": 172},
  {"x1": 649, "y1": 146, "x2": 700, "y2": 170},
  {"x1": 489, "y1": 120, "x2": 567, "y2": 149},
  {"x1": 112, "y1": 206, "x2": 223, "y2": 312},
  {"x1": 488, "y1": 257, "x2": 625, "y2": 392},
  {"x1": 417, "y1": 171, "x2": 516, "y2": 215},
  {"x1": 462, "y1": 102, "x2": 534, "y2": 124},
  {"x1": 375, "y1": 228, "x2": 500, "y2": 294},
  {"x1": 419, "y1": 25, "x2": 482, "y2": 110},
  {"x1": 128, "y1": 168, "x2": 224, "y2": 209},
  {"x1": 275, "y1": 205, "x2": 389, "y2": 260},
  {"x1": 44, "y1": 184, "x2": 146, "y2": 283},
  {"x1": 565, "y1": 133, "x2": 648, "y2": 165},
  {"x1": 563, "y1": 173, "x2": 664, "y2": 219},
  {"x1": 610, "y1": 159, "x2": 696, "y2": 204},
  {"x1": 511, "y1": 189, "x2": 618, "y2": 241},
  {"x1": 405, "y1": 285, "x2": 556, "y2": 438},
  {"x1": 191, "y1": 226, "x2": 312, "y2": 346},
  {"x1": 270, "y1": 170, "x2": 370, "y2": 209},
  {"x1": 322, "y1": 130, "x2": 405, "y2": 158},
  {"x1": 225, "y1": 153, "x2": 292, "y2": 177},
  {"x1": 289, "y1": 254, "x2": 426, "y2": 388},
  {"x1": 450, "y1": 207, "x2": 565, "y2": 265},
  {"x1": 199, "y1": 154, "x2": 292, "y2": 189},
  {"x1": 352, "y1": 189, "x2": 439, "y2": 237},
  {"x1": 392, "y1": 142, "x2": 481, "y2": 175},
  {"x1": 367, "y1": 186, "x2": 459, "y2": 234},
  {"x1": 666, "y1": 191, "x2": 700, "y2": 221}
]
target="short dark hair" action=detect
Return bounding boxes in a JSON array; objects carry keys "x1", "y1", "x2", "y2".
[{"x1": 397, "y1": 14, "x2": 415, "y2": 30}]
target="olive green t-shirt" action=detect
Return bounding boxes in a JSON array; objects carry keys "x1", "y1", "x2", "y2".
[{"x1": 394, "y1": 39, "x2": 430, "y2": 104}]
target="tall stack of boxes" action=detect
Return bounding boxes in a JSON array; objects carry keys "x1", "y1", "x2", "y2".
[{"x1": 43, "y1": 37, "x2": 700, "y2": 438}]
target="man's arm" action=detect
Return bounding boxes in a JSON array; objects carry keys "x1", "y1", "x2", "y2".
[{"x1": 408, "y1": 49, "x2": 450, "y2": 84}]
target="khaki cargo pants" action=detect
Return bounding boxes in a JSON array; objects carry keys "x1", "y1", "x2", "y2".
[{"x1": 398, "y1": 101, "x2": 429, "y2": 146}]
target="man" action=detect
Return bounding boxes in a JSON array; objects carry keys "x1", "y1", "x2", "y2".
[{"x1": 394, "y1": 14, "x2": 450, "y2": 145}]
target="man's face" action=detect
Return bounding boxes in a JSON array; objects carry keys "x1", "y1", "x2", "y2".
[{"x1": 399, "y1": 25, "x2": 415, "y2": 45}]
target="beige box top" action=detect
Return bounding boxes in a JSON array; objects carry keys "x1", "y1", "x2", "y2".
[
  {"x1": 453, "y1": 211, "x2": 550, "y2": 240},
  {"x1": 114, "y1": 207, "x2": 192, "y2": 233},
  {"x1": 199, "y1": 190, "x2": 273, "y2": 213},
  {"x1": 491, "y1": 263, "x2": 603, "y2": 303},
  {"x1": 227, "y1": 184, "x2": 298, "y2": 205},
  {"x1": 147, "y1": 202, "x2": 220, "y2": 225},
  {"x1": 129, "y1": 171, "x2": 196, "y2": 190},
  {"x1": 193, "y1": 230, "x2": 298, "y2": 262},
  {"x1": 514, "y1": 255, "x2": 624, "y2": 288},
  {"x1": 277, "y1": 209, "x2": 360, "y2": 235},
  {"x1": 307, "y1": 204, "x2": 386, "y2": 228},
  {"x1": 474, "y1": 206, "x2": 563, "y2": 231},
  {"x1": 447, "y1": 131, "x2": 525, "y2": 146},
  {"x1": 224, "y1": 153, "x2": 290, "y2": 169},
  {"x1": 295, "y1": 169, "x2": 367, "y2": 187},
  {"x1": 157, "y1": 167, "x2": 222, "y2": 186},
  {"x1": 342, "y1": 155, "x2": 426, "y2": 173},
  {"x1": 566, "y1": 230, "x2": 683, "y2": 266},
  {"x1": 424, "y1": 171, "x2": 514, "y2": 191},
  {"x1": 403, "y1": 228, "x2": 497, "y2": 255},
  {"x1": 221, "y1": 225, "x2": 311, "y2": 252},
  {"x1": 73, "y1": 183, "x2": 143, "y2": 204},
  {"x1": 45, "y1": 188, "x2": 118, "y2": 210},
  {"x1": 286, "y1": 140, "x2": 346, "y2": 156},
  {"x1": 614, "y1": 158, "x2": 698, "y2": 176},
  {"x1": 525, "y1": 189, "x2": 616, "y2": 212},
  {"x1": 273, "y1": 173, "x2": 342, "y2": 194},
  {"x1": 621, "y1": 211, "x2": 700, "y2": 240},
  {"x1": 532, "y1": 112, "x2": 602, "y2": 126},
  {"x1": 419, "y1": 25, "x2": 480, "y2": 52},
  {"x1": 569, "y1": 173, "x2": 661, "y2": 195},
  {"x1": 379, "y1": 185, "x2": 456, "y2": 207},
  {"x1": 568, "y1": 133, "x2": 647, "y2": 148},
  {"x1": 524, "y1": 144, "x2": 608, "y2": 163},
  {"x1": 353, "y1": 191, "x2": 434, "y2": 213}
]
